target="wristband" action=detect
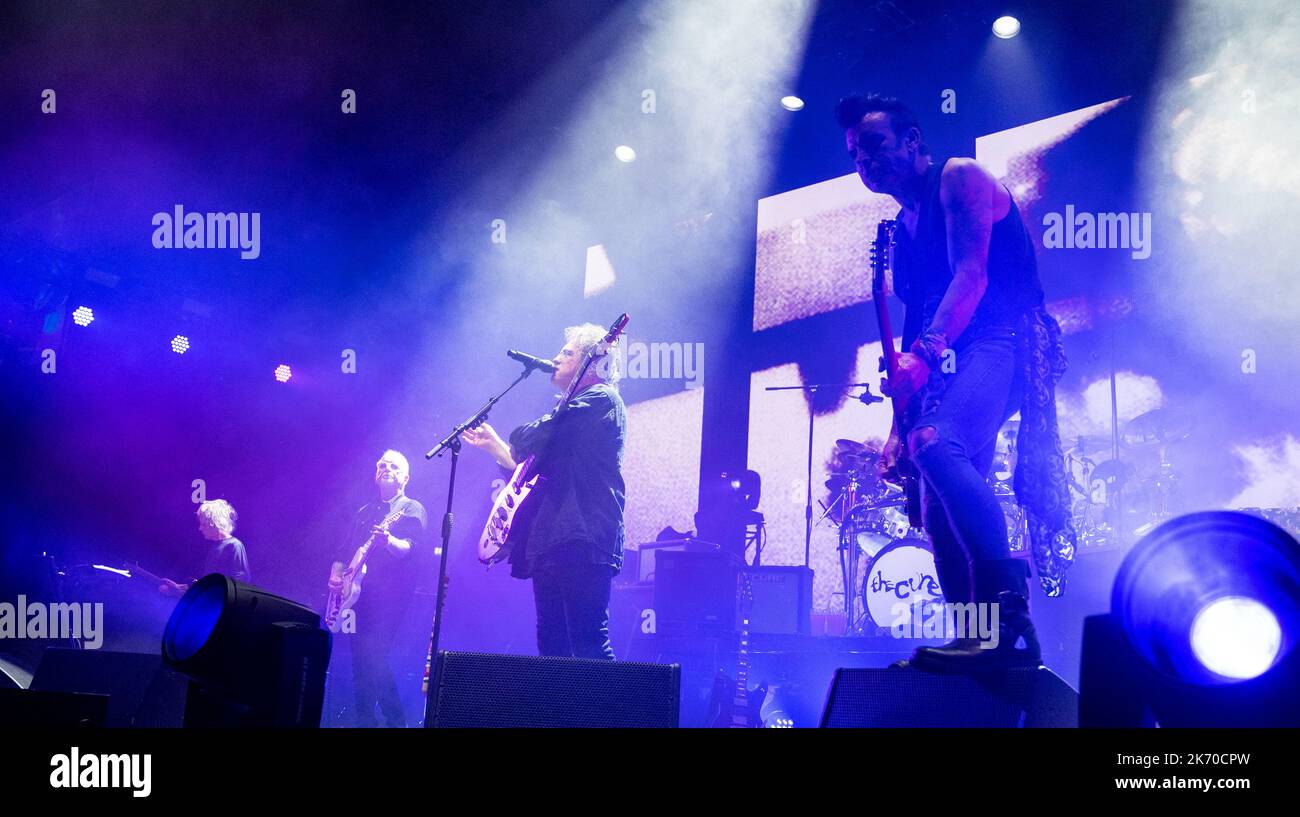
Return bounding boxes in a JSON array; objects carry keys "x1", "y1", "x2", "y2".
[{"x1": 910, "y1": 329, "x2": 949, "y2": 370}]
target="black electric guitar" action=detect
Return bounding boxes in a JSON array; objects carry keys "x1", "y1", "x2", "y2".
[
  {"x1": 709, "y1": 571, "x2": 766, "y2": 728},
  {"x1": 870, "y1": 218, "x2": 923, "y2": 529}
]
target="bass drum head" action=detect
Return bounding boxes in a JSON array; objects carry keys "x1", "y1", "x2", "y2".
[{"x1": 861, "y1": 539, "x2": 945, "y2": 631}]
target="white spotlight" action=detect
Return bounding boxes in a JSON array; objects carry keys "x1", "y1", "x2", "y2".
[
  {"x1": 1191, "y1": 596, "x2": 1282, "y2": 680},
  {"x1": 992, "y1": 15, "x2": 1021, "y2": 39},
  {"x1": 780, "y1": 95, "x2": 805, "y2": 112},
  {"x1": 614, "y1": 145, "x2": 637, "y2": 163}
]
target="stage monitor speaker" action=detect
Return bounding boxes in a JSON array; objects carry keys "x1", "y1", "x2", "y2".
[
  {"x1": 427, "y1": 651, "x2": 680, "y2": 728},
  {"x1": 30, "y1": 648, "x2": 189, "y2": 727},
  {"x1": 654, "y1": 550, "x2": 739, "y2": 634},
  {"x1": 820, "y1": 665, "x2": 1078, "y2": 728},
  {"x1": 746, "y1": 566, "x2": 813, "y2": 635},
  {"x1": 0, "y1": 688, "x2": 109, "y2": 727}
]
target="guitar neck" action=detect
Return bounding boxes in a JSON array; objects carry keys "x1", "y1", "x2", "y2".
[
  {"x1": 870, "y1": 220, "x2": 904, "y2": 399},
  {"x1": 128, "y1": 563, "x2": 169, "y2": 586}
]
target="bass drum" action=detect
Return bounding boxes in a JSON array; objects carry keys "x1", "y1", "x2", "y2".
[{"x1": 860, "y1": 539, "x2": 945, "y2": 632}]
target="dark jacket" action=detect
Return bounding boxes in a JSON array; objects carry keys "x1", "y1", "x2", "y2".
[{"x1": 507, "y1": 382, "x2": 627, "y2": 578}]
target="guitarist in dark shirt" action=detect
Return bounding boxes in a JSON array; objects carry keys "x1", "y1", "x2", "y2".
[
  {"x1": 838, "y1": 94, "x2": 1074, "y2": 672},
  {"x1": 329, "y1": 450, "x2": 427, "y2": 727},
  {"x1": 464, "y1": 323, "x2": 627, "y2": 660},
  {"x1": 158, "y1": 499, "x2": 251, "y2": 597}
]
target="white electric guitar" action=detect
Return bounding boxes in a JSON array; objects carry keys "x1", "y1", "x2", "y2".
[
  {"x1": 325, "y1": 505, "x2": 409, "y2": 632},
  {"x1": 477, "y1": 313, "x2": 629, "y2": 564}
]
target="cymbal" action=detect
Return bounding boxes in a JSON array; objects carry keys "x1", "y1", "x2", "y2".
[
  {"x1": 1067, "y1": 435, "x2": 1115, "y2": 456},
  {"x1": 1090, "y1": 459, "x2": 1136, "y2": 486},
  {"x1": 854, "y1": 494, "x2": 906, "y2": 510},
  {"x1": 835, "y1": 438, "x2": 873, "y2": 455},
  {"x1": 1123, "y1": 408, "x2": 1193, "y2": 448}
]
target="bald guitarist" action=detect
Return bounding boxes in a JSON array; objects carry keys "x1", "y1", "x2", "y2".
[{"x1": 329, "y1": 450, "x2": 427, "y2": 727}]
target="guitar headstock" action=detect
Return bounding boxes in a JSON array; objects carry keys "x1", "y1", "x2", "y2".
[
  {"x1": 737, "y1": 569, "x2": 754, "y2": 613},
  {"x1": 600, "y1": 313, "x2": 629, "y2": 350},
  {"x1": 564, "y1": 313, "x2": 629, "y2": 402},
  {"x1": 869, "y1": 219, "x2": 898, "y2": 296}
]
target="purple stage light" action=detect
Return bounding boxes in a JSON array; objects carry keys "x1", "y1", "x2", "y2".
[
  {"x1": 171, "y1": 335, "x2": 190, "y2": 354},
  {"x1": 72, "y1": 306, "x2": 95, "y2": 327},
  {"x1": 274, "y1": 364, "x2": 292, "y2": 383}
]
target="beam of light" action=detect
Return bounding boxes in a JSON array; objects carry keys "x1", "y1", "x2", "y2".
[
  {"x1": 427, "y1": 0, "x2": 818, "y2": 329},
  {"x1": 71, "y1": 306, "x2": 95, "y2": 326},
  {"x1": 992, "y1": 16, "x2": 1021, "y2": 39},
  {"x1": 1191, "y1": 596, "x2": 1282, "y2": 680},
  {"x1": 1137, "y1": 0, "x2": 1300, "y2": 390}
]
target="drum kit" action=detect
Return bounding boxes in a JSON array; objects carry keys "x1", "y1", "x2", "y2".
[
  {"x1": 1065, "y1": 407, "x2": 1196, "y2": 549},
  {"x1": 822, "y1": 438, "x2": 937, "y2": 634},
  {"x1": 825, "y1": 406, "x2": 1205, "y2": 635}
]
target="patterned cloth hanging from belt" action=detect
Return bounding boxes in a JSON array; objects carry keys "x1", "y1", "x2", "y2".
[{"x1": 1013, "y1": 305, "x2": 1078, "y2": 597}]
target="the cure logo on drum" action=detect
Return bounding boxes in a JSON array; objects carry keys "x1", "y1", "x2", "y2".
[
  {"x1": 864, "y1": 543, "x2": 946, "y2": 632},
  {"x1": 890, "y1": 601, "x2": 1000, "y2": 648}
]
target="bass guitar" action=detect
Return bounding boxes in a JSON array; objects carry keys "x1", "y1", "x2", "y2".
[
  {"x1": 325, "y1": 505, "x2": 410, "y2": 632},
  {"x1": 870, "y1": 218, "x2": 923, "y2": 529},
  {"x1": 476, "y1": 313, "x2": 629, "y2": 564}
]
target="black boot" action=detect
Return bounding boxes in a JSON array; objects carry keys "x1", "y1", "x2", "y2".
[
  {"x1": 911, "y1": 558, "x2": 1041, "y2": 673},
  {"x1": 899, "y1": 551, "x2": 976, "y2": 667}
]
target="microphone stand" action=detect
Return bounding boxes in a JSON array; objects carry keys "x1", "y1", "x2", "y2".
[
  {"x1": 420, "y1": 363, "x2": 540, "y2": 727},
  {"x1": 765, "y1": 382, "x2": 883, "y2": 635}
]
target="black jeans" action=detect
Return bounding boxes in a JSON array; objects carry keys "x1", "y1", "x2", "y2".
[
  {"x1": 349, "y1": 610, "x2": 407, "y2": 728},
  {"x1": 532, "y1": 561, "x2": 616, "y2": 660},
  {"x1": 910, "y1": 326, "x2": 1024, "y2": 605}
]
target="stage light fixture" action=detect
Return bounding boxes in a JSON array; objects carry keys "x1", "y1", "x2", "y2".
[
  {"x1": 780, "y1": 95, "x2": 805, "y2": 111},
  {"x1": 71, "y1": 306, "x2": 95, "y2": 327},
  {"x1": 1080, "y1": 511, "x2": 1300, "y2": 727},
  {"x1": 992, "y1": 15, "x2": 1021, "y2": 39},
  {"x1": 274, "y1": 364, "x2": 292, "y2": 382},
  {"x1": 170, "y1": 335, "x2": 190, "y2": 354},
  {"x1": 614, "y1": 145, "x2": 637, "y2": 163},
  {"x1": 162, "y1": 574, "x2": 331, "y2": 727},
  {"x1": 1190, "y1": 596, "x2": 1281, "y2": 680}
]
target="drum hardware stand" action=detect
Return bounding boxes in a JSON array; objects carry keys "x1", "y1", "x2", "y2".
[
  {"x1": 1106, "y1": 329, "x2": 1127, "y2": 546},
  {"x1": 839, "y1": 518, "x2": 867, "y2": 634}
]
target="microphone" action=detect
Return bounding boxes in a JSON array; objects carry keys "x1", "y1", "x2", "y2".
[{"x1": 507, "y1": 349, "x2": 557, "y2": 373}]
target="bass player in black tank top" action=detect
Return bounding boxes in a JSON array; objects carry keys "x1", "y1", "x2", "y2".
[{"x1": 836, "y1": 94, "x2": 1076, "y2": 672}]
